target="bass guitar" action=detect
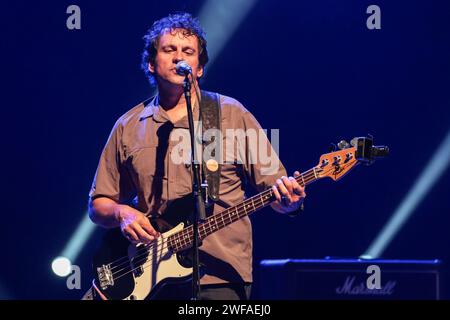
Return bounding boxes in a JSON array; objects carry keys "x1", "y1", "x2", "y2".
[{"x1": 92, "y1": 136, "x2": 388, "y2": 300}]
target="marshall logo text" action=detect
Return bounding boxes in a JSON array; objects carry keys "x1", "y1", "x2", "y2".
[{"x1": 336, "y1": 276, "x2": 397, "y2": 296}]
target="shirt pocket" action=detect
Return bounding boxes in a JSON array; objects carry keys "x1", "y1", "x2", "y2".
[
  {"x1": 126, "y1": 143, "x2": 167, "y2": 198},
  {"x1": 170, "y1": 144, "x2": 193, "y2": 197}
]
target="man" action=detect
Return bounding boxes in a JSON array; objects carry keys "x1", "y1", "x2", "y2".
[{"x1": 88, "y1": 12, "x2": 305, "y2": 300}]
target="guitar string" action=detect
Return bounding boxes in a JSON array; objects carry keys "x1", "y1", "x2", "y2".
[
  {"x1": 104, "y1": 151, "x2": 353, "y2": 272},
  {"x1": 102, "y1": 156, "x2": 356, "y2": 283},
  {"x1": 109, "y1": 192, "x2": 276, "y2": 278},
  {"x1": 103, "y1": 172, "x2": 318, "y2": 272},
  {"x1": 109, "y1": 169, "x2": 326, "y2": 283},
  {"x1": 104, "y1": 169, "x2": 318, "y2": 273},
  {"x1": 110, "y1": 190, "x2": 273, "y2": 278},
  {"x1": 104, "y1": 169, "x2": 313, "y2": 270},
  {"x1": 106, "y1": 170, "x2": 321, "y2": 281},
  {"x1": 110, "y1": 191, "x2": 274, "y2": 281}
]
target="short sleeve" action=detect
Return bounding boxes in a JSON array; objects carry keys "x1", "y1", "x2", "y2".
[
  {"x1": 240, "y1": 110, "x2": 287, "y2": 192},
  {"x1": 89, "y1": 120, "x2": 135, "y2": 203}
]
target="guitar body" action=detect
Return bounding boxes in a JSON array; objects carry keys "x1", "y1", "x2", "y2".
[{"x1": 92, "y1": 221, "x2": 194, "y2": 300}]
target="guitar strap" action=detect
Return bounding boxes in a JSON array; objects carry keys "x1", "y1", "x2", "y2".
[{"x1": 199, "y1": 90, "x2": 222, "y2": 204}]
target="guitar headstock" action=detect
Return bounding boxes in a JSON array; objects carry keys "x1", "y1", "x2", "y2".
[{"x1": 315, "y1": 136, "x2": 388, "y2": 181}]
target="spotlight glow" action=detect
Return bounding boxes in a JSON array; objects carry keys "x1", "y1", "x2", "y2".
[{"x1": 52, "y1": 257, "x2": 72, "y2": 277}]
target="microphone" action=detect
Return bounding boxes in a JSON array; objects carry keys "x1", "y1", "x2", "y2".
[{"x1": 175, "y1": 61, "x2": 192, "y2": 76}]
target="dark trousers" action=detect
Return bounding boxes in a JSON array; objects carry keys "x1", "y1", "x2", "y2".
[
  {"x1": 200, "y1": 283, "x2": 252, "y2": 300},
  {"x1": 152, "y1": 282, "x2": 252, "y2": 300}
]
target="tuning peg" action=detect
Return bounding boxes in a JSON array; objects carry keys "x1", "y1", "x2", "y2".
[{"x1": 338, "y1": 140, "x2": 350, "y2": 150}]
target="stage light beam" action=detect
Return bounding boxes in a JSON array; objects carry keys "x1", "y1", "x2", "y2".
[
  {"x1": 52, "y1": 213, "x2": 96, "y2": 277},
  {"x1": 363, "y1": 128, "x2": 450, "y2": 258},
  {"x1": 198, "y1": 0, "x2": 259, "y2": 67},
  {"x1": 61, "y1": 213, "x2": 96, "y2": 262}
]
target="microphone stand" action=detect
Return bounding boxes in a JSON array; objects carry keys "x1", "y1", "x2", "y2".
[{"x1": 183, "y1": 73, "x2": 206, "y2": 300}]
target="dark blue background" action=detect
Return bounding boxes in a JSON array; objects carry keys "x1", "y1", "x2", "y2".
[{"x1": 1, "y1": 0, "x2": 449, "y2": 299}]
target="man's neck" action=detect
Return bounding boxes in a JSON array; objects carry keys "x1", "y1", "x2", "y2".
[
  {"x1": 157, "y1": 82, "x2": 200, "y2": 123},
  {"x1": 157, "y1": 82, "x2": 199, "y2": 112},
  {"x1": 157, "y1": 85, "x2": 184, "y2": 109}
]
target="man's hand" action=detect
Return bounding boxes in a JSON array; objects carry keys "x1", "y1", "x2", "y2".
[
  {"x1": 271, "y1": 171, "x2": 306, "y2": 214},
  {"x1": 114, "y1": 205, "x2": 160, "y2": 244}
]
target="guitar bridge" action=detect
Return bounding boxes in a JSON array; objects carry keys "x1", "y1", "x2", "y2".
[{"x1": 97, "y1": 264, "x2": 114, "y2": 290}]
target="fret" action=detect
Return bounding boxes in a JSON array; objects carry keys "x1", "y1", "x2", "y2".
[
  {"x1": 180, "y1": 232, "x2": 188, "y2": 248},
  {"x1": 173, "y1": 235, "x2": 180, "y2": 250},
  {"x1": 173, "y1": 235, "x2": 179, "y2": 248},
  {"x1": 313, "y1": 167, "x2": 317, "y2": 179},
  {"x1": 257, "y1": 196, "x2": 264, "y2": 209},
  {"x1": 228, "y1": 211, "x2": 234, "y2": 223},
  {"x1": 175, "y1": 236, "x2": 181, "y2": 251},
  {"x1": 201, "y1": 222, "x2": 209, "y2": 237},
  {"x1": 212, "y1": 219, "x2": 219, "y2": 232},
  {"x1": 301, "y1": 173, "x2": 305, "y2": 186},
  {"x1": 251, "y1": 198, "x2": 256, "y2": 212},
  {"x1": 188, "y1": 229, "x2": 193, "y2": 244},
  {"x1": 173, "y1": 235, "x2": 181, "y2": 252},
  {"x1": 168, "y1": 237, "x2": 175, "y2": 251},
  {"x1": 244, "y1": 203, "x2": 249, "y2": 215},
  {"x1": 187, "y1": 229, "x2": 194, "y2": 247},
  {"x1": 260, "y1": 192, "x2": 268, "y2": 207},
  {"x1": 259, "y1": 193, "x2": 264, "y2": 208},
  {"x1": 253, "y1": 197, "x2": 260, "y2": 211},
  {"x1": 242, "y1": 203, "x2": 247, "y2": 216}
]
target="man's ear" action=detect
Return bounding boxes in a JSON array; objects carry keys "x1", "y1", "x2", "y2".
[
  {"x1": 148, "y1": 61, "x2": 155, "y2": 74},
  {"x1": 197, "y1": 65, "x2": 204, "y2": 78}
]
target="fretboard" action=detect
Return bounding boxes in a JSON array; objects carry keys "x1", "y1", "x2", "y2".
[{"x1": 168, "y1": 166, "x2": 322, "y2": 252}]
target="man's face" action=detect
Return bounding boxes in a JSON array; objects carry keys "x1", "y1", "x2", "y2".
[{"x1": 149, "y1": 29, "x2": 204, "y2": 87}]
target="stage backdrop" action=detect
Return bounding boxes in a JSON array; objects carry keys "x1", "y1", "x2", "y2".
[{"x1": 1, "y1": 0, "x2": 449, "y2": 299}]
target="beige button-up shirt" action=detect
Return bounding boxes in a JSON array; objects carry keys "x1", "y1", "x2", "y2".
[{"x1": 89, "y1": 93, "x2": 286, "y2": 284}]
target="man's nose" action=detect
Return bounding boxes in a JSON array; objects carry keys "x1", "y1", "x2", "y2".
[{"x1": 173, "y1": 50, "x2": 184, "y2": 63}]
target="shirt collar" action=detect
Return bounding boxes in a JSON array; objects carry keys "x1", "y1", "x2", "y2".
[{"x1": 139, "y1": 94, "x2": 200, "y2": 128}]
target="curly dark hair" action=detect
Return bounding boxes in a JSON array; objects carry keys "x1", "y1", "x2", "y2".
[{"x1": 141, "y1": 12, "x2": 209, "y2": 86}]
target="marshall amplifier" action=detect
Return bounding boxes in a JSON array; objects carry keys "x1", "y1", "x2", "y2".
[{"x1": 258, "y1": 259, "x2": 441, "y2": 300}]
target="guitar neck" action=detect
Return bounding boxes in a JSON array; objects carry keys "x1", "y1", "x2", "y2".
[{"x1": 168, "y1": 166, "x2": 322, "y2": 253}]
